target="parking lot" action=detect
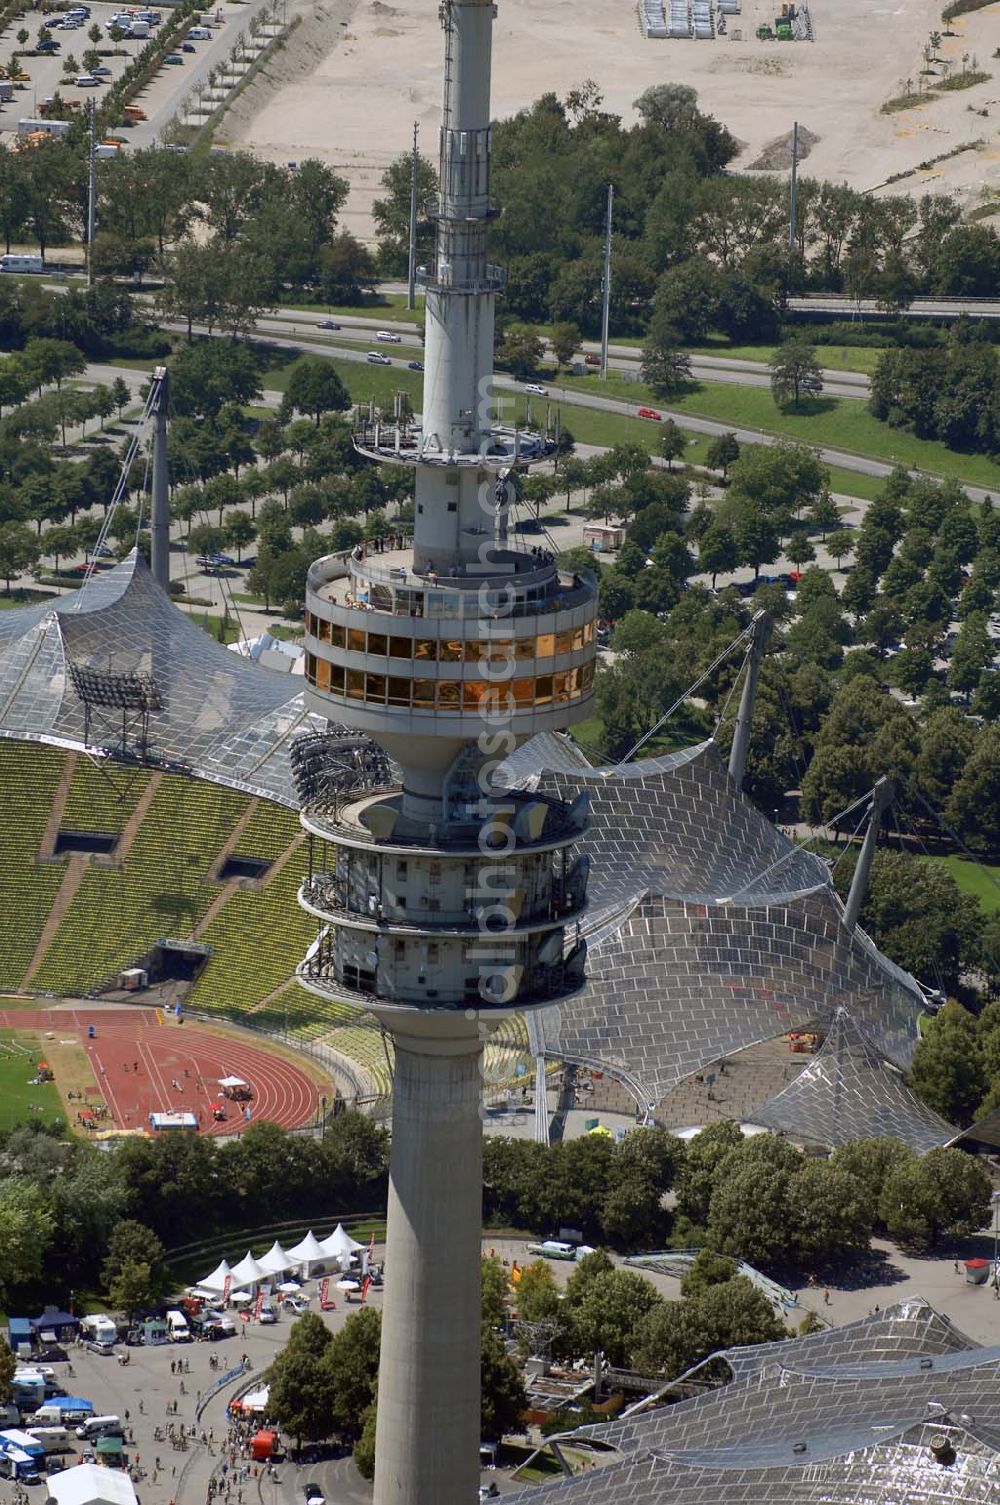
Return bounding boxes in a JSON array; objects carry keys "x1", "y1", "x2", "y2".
[
  {"x1": 0, "y1": 0, "x2": 272, "y2": 149},
  {"x1": 4, "y1": 1279, "x2": 386, "y2": 1505}
]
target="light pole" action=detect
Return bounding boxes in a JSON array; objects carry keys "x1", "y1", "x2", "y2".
[{"x1": 992, "y1": 1190, "x2": 1000, "y2": 1293}]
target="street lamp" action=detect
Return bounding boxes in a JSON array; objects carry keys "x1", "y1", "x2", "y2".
[{"x1": 992, "y1": 1191, "x2": 1000, "y2": 1293}]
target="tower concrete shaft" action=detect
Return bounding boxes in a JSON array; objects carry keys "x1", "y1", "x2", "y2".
[
  {"x1": 297, "y1": 7, "x2": 595, "y2": 1505},
  {"x1": 728, "y1": 610, "x2": 770, "y2": 789}
]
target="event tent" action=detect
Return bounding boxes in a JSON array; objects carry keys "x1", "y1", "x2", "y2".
[
  {"x1": 320, "y1": 1224, "x2": 364, "y2": 1270},
  {"x1": 47, "y1": 1463, "x2": 138, "y2": 1505},
  {"x1": 196, "y1": 1258, "x2": 232, "y2": 1294},
  {"x1": 287, "y1": 1231, "x2": 327, "y2": 1275},
  {"x1": 230, "y1": 1251, "x2": 268, "y2": 1289},
  {"x1": 257, "y1": 1241, "x2": 294, "y2": 1276}
]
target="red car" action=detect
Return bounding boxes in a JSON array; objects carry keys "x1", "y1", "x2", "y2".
[{"x1": 637, "y1": 407, "x2": 662, "y2": 421}]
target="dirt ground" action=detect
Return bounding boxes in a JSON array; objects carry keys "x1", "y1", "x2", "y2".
[{"x1": 218, "y1": 0, "x2": 1000, "y2": 239}]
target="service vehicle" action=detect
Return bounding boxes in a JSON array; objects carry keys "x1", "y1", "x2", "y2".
[
  {"x1": 526, "y1": 1239, "x2": 578, "y2": 1260},
  {"x1": 76, "y1": 1416, "x2": 122, "y2": 1442},
  {"x1": 165, "y1": 1311, "x2": 191, "y2": 1342},
  {"x1": 25, "y1": 1427, "x2": 73, "y2": 1454},
  {"x1": 0, "y1": 253, "x2": 44, "y2": 273},
  {"x1": 0, "y1": 1448, "x2": 41, "y2": 1484}
]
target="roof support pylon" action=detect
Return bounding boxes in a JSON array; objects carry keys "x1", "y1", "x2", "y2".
[
  {"x1": 844, "y1": 777, "x2": 894, "y2": 931},
  {"x1": 150, "y1": 366, "x2": 170, "y2": 593},
  {"x1": 727, "y1": 610, "x2": 771, "y2": 790}
]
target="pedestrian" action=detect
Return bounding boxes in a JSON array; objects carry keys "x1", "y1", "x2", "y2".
[
  {"x1": 171, "y1": 1360, "x2": 177, "y2": 1375},
  {"x1": 823, "y1": 1288, "x2": 830, "y2": 1306},
  {"x1": 139, "y1": 1401, "x2": 144, "y2": 1415},
  {"x1": 125, "y1": 1410, "x2": 130, "y2": 1423}
]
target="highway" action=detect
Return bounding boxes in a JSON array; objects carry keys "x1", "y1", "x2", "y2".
[
  {"x1": 787, "y1": 294, "x2": 1000, "y2": 321},
  {"x1": 157, "y1": 316, "x2": 998, "y2": 506},
  {"x1": 251, "y1": 307, "x2": 871, "y2": 400}
]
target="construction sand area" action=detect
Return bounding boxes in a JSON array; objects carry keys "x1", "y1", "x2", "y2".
[{"x1": 219, "y1": 0, "x2": 1000, "y2": 238}]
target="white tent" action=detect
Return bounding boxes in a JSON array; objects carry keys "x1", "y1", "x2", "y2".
[
  {"x1": 48, "y1": 1464, "x2": 138, "y2": 1505},
  {"x1": 239, "y1": 1385, "x2": 270, "y2": 1413},
  {"x1": 257, "y1": 1240, "x2": 294, "y2": 1276},
  {"x1": 218, "y1": 1076, "x2": 249, "y2": 1089},
  {"x1": 196, "y1": 1258, "x2": 233, "y2": 1294},
  {"x1": 287, "y1": 1230, "x2": 327, "y2": 1274},
  {"x1": 320, "y1": 1223, "x2": 364, "y2": 1259},
  {"x1": 230, "y1": 1250, "x2": 268, "y2": 1289}
]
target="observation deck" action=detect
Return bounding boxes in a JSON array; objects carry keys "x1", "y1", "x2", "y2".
[
  {"x1": 353, "y1": 418, "x2": 553, "y2": 470},
  {"x1": 415, "y1": 262, "x2": 506, "y2": 295}
]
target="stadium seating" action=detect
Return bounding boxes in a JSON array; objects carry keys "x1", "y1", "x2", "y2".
[
  {"x1": 32, "y1": 774, "x2": 248, "y2": 993},
  {"x1": 0, "y1": 743, "x2": 73, "y2": 989},
  {"x1": 60, "y1": 757, "x2": 152, "y2": 835}
]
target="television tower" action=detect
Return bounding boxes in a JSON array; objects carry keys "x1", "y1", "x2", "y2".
[{"x1": 296, "y1": 3, "x2": 597, "y2": 1503}]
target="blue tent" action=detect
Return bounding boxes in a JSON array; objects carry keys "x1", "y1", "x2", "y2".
[{"x1": 30, "y1": 1307, "x2": 78, "y2": 1339}]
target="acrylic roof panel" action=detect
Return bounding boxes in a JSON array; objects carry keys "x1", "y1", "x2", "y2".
[
  {"x1": 753, "y1": 1008, "x2": 955, "y2": 1152},
  {"x1": 0, "y1": 553, "x2": 323, "y2": 805},
  {"x1": 507, "y1": 1311, "x2": 1000, "y2": 1505},
  {"x1": 507, "y1": 737, "x2": 926, "y2": 1112}
]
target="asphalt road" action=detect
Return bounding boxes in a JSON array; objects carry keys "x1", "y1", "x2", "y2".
[
  {"x1": 787, "y1": 295, "x2": 1000, "y2": 321},
  {"x1": 160, "y1": 317, "x2": 997, "y2": 505}
]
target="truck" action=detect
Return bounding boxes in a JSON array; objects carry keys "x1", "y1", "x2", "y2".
[
  {"x1": 29, "y1": 1398, "x2": 93, "y2": 1425},
  {"x1": 0, "y1": 1431, "x2": 45, "y2": 1461},
  {"x1": 0, "y1": 1447, "x2": 41, "y2": 1484},
  {"x1": 80, "y1": 1315, "x2": 117, "y2": 1346},
  {"x1": 10, "y1": 1371, "x2": 46, "y2": 1411}
]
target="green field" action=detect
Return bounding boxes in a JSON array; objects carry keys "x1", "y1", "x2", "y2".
[
  {"x1": 924, "y1": 855, "x2": 1000, "y2": 913},
  {"x1": 685, "y1": 341, "x2": 884, "y2": 376},
  {"x1": 274, "y1": 293, "x2": 424, "y2": 325},
  {"x1": 556, "y1": 373, "x2": 1000, "y2": 491},
  {"x1": 0, "y1": 1031, "x2": 66, "y2": 1132}
]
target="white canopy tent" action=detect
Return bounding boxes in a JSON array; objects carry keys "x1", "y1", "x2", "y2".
[
  {"x1": 48, "y1": 1464, "x2": 138, "y2": 1505},
  {"x1": 320, "y1": 1223, "x2": 364, "y2": 1271},
  {"x1": 257, "y1": 1240, "x2": 295, "y2": 1276},
  {"x1": 230, "y1": 1250, "x2": 268, "y2": 1289},
  {"x1": 218, "y1": 1076, "x2": 249, "y2": 1090},
  {"x1": 286, "y1": 1230, "x2": 327, "y2": 1275},
  {"x1": 239, "y1": 1385, "x2": 270, "y2": 1413},
  {"x1": 196, "y1": 1258, "x2": 232, "y2": 1295}
]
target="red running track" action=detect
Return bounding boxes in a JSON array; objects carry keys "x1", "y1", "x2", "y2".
[{"x1": 0, "y1": 1006, "x2": 322, "y2": 1135}]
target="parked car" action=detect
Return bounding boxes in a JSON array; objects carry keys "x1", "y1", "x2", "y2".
[
  {"x1": 180, "y1": 41, "x2": 195, "y2": 50},
  {"x1": 164, "y1": 52, "x2": 183, "y2": 63},
  {"x1": 523, "y1": 383, "x2": 548, "y2": 397},
  {"x1": 407, "y1": 360, "x2": 424, "y2": 371},
  {"x1": 284, "y1": 1294, "x2": 309, "y2": 1314},
  {"x1": 317, "y1": 319, "x2": 340, "y2": 329},
  {"x1": 375, "y1": 330, "x2": 401, "y2": 343},
  {"x1": 366, "y1": 352, "x2": 391, "y2": 365},
  {"x1": 636, "y1": 406, "x2": 662, "y2": 421},
  {"x1": 75, "y1": 74, "x2": 99, "y2": 86},
  {"x1": 92, "y1": 65, "x2": 111, "y2": 75}
]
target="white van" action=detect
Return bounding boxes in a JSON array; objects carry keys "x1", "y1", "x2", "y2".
[
  {"x1": 80, "y1": 1315, "x2": 117, "y2": 1345},
  {"x1": 165, "y1": 1311, "x2": 191, "y2": 1342},
  {"x1": 186, "y1": 26, "x2": 211, "y2": 38},
  {"x1": 25, "y1": 1426, "x2": 72, "y2": 1454},
  {"x1": 75, "y1": 1416, "x2": 122, "y2": 1442}
]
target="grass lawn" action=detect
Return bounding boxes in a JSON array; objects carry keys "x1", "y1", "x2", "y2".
[
  {"x1": 274, "y1": 293, "x2": 424, "y2": 326},
  {"x1": 0, "y1": 589, "x2": 60, "y2": 609},
  {"x1": 923, "y1": 854, "x2": 1000, "y2": 913},
  {"x1": 556, "y1": 373, "x2": 1000, "y2": 490},
  {"x1": 266, "y1": 356, "x2": 425, "y2": 409},
  {"x1": 0, "y1": 1030, "x2": 66, "y2": 1132},
  {"x1": 185, "y1": 611, "x2": 243, "y2": 645},
  {"x1": 686, "y1": 340, "x2": 883, "y2": 375}
]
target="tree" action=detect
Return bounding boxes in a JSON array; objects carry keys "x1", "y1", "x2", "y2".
[
  {"x1": 698, "y1": 524, "x2": 739, "y2": 589},
  {"x1": 108, "y1": 1259, "x2": 157, "y2": 1321},
  {"x1": 269, "y1": 1332, "x2": 336, "y2": 1447},
  {"x1": 224, "y1": 509, "x2": 257, "y2": 562},
  {"x1": 675, "y1": 1120, "x2": 744, "y2": 1225},
  {"x1": 189, "y1": 523, "x2": 225, "y2": 560},
  {"x1": 372, "y1": 149, "x2": 438, "y2": 273},
  {"x1": 657, "y1": 419, "x2": 686, "y2": 470},
  {"x1": 731, "y1": 502, "x2": 779, "y2": 581},
  {"x1": 0, "y1": 522, "x2": 40, "y2": 593},
  {"x1": 0, "y1": 1178, "x2": 55, "y2": 1300},
  {"x1": 0, "y1": 1337, "x2": 14, "y2": 1402},
  {"x1": 786, "y1": 1161, "x2": 872, "y2": 1261},
  {"x1": 566, "y1": 1267, "x2": 663, "y2": 1368},
  {"x1": 830, "y1": 1137, "x2": 914, "y2": 1216},
  {"x1": 879, "y1": 1147, "x2": 992, "y2": 1249},
  {"x1": 480, "y1": 1328, "x2": 527, "y2": 1443},
  {"x1": 946, "y1": 727, "x2": 1000, "y2": 854},
  {"x1": 514, "y1": 1261, "x2": 561, "y2": 1326},
  {"x1": 908, "y1": 1000, "x2": 987, "y2": 1125},
  {"x1": 706, "y1": 431, "x2": 740, "y2": 479},
  {"x1": 826, "y1": 531, "x2": 855, "y2": 571},
  {"x1": 101, "y1": 1218, "x2": 166, "y2": 1292},
  {"x1": 784, "y1": 529, "x2": 816, "y2": 570},
  {"x1": 633, "y1": 1275, "x2": 785, "y2": 1379},
  {"x1": 769, "y1": 339, "x2": 823, "y2": 409},
  {"x1": 640, "y1": 332, "x2": 692, "y2": 396},
  {"x1": 481, "y1": 1254, "x2": 509, "y2": 1331},
  {"x1": 110, "y1": 377, "x2": 131, "y2": 419},
  {"x1": 285, "y1": 357, "x2": 350, "y2": 426},
  {"x1": 323, "y1": 1306, "x2": 381, "y2": 1442},
  {"x1": 727, "y1": 439, "x2": 827, "y2": 525},
  {"x1": 501, "y1": 327, "x2": 545, "y2": 380},
  {"x1": 549, "y1": 322, "x2": 581, "y2": 368}
]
